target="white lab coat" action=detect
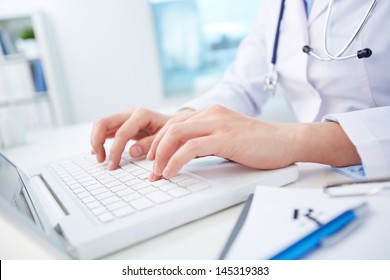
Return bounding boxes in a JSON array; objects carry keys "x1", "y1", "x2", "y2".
[{"x1": 182, "y1": 0, "x2": 390, "y2": 178}]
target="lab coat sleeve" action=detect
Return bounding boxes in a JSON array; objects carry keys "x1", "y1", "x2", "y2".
[
  {"x1": 180, "y1": 5, "x2": 270, "y2": 117},
  {"x1": 323, "y1": 106, "x2": 390, "y2": 178}
]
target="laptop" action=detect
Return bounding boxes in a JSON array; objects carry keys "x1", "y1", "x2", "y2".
[{"x1": 0, "y1": 151, "x2": 298, "y2": 259}]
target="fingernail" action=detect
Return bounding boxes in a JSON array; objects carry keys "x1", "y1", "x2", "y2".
[
  {"x1": 153, "y1": 164, "x2": 161, "y2": 176},
  {"x1": 162, "y1": 166, "x2": 171, "y2": 178},
  {"x1": 131, "y1": 145, "x2": 143, "y2": 158},
  {"x1": 107, "y1": 160, "x2": 114, "y2": 170},
  {"x1": 146, "y1": 150, "x2": 152, "y2": 160},
  {"x1": 97, "y1": 155, "x2": 104, "y2": 163},
  {"x1": 148, "y1": 172, "x2": 159, "y2": 182}
]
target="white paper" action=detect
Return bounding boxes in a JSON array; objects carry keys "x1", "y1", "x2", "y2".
[{"x1": 224, "y1": 186, "x2": 390, "y2": 260}]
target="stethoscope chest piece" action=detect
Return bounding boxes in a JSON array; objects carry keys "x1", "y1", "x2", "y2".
[{"x1": 264, "y1": 65, "x2": 278, "y2": 94}]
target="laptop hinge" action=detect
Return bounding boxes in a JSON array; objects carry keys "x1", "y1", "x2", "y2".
[{"x1": 28, "y1": 175, "x2": 68, "y2": 230}]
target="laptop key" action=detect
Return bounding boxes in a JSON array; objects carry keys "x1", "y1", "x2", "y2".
[
  {"x1": 131, "y1": 169, "x2": 146, "y2": 176},
  {"x1": 73, "y1": 172, "x2": 90, "y2": 180},
  {"x1": 132, "y1": 182, "x2": 150, "y2": 190},
  {"x1": 151, "y1": 179, "x2": 169, "y2": 187},
  {"x1": 94, "y1": 173, "x2": 112, "y2": 181},
  {"x1": 98, "y1": 213, "x2": 114, "y2": 223},
  {"x1": 68, "y1": 183, "x2": 82, "y2": 190},
  {"x1": 110, "y1": 184, "x2": 128, "y2": 193},
  {"x1": 76, "y1": 191, "x2": 90, "y2": 199},
  {"x1": 95, "y1": 191, "x2": 114, "y2": 201},
  {"x1": 119, "y1": 174, "x2": 137, "y2": 183},
  {"x1": 85, "y1": 183, "x2": 103, "y2": 192},
  {"x1": 105, "y1": 180, "x2": 122, "y2": 188},
  {"x1": 106, "y1": 201, "x2": 127, "y2": 211},
  {"x1": 99, "y1": 176, "x2": 117, "y2": 185},
  {"x1": 116, "y1": 188, "x2": 135, "y2": 197},
  {"x1": 138, "y1": 186, "x2": 158, "y2": 195},
  {"x1": 124, "y1": 178, "x2": 143, "y2": 187},
  {"x1": 100, "y1": 196, "x2": 120, "y2": 206},
  {"x1": 90, "y1": 187, "x2": 108, "y2": 196},
  {"x1": 170, "y1": 174, "x2": 190, "y2": 183},
  {"x1": 78, "y1": 176, "x2": 95, "y2": 184},
  {"x1": 82, "y1": 179, "x2": 99, "y2": 187},
  {"x1": 64, "y1": 179, "x2": 78, "y2": 186},
  {"x1": 129, "y1": 197, "x2": 154, "y2": 210},
  {"x1": 177, "y1": 178, "x2": 199, "y2": 187},
  {"x1": 113, "y1": 206, "x2": 134, "y2": 218},
  {"x1": 111, "y1": 170, "x2": 129, "y2": 179},
  {"x1": 186, "y1": 183, "x2": 210, "y2": 192},
  {"x1": 158, "y1": 183, "x2": 178, "y2": 192},
  {"x1": 137, "y1": 172, "x2": 149, "y2": 180},
  {"x1": 168, "y1": 187, "x2": 190, "y2": 198},
  {"x1": 60, "y1": 174, "x2": 73, "y2": 182},
  {"x1": 92, "y1": 206, "x2": 107, "y2": 216},
  {"x1": 86, "y1": 201, "x2": 101, "y2": 209},
  {"x1": 122, "y1": 192, "x2": 142, "y2": 202},
  {"x1": 72, "y1": 187, "x2": 85, "y2": 194},
  {"x1": 122, "y1": 165, "x2": 140, "y2": 172},
  {"x1": 146, "y1": 190, "x2": 173, "y2": 204},
  {"x1": 109, "y1": 168, "x2": 127, "y2": 176},
  {"x1": 81, "y1": 196, "x2": 96, "y2": 204}
]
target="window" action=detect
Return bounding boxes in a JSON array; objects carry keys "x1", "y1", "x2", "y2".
[{"x1": 151, "y1": 0, "x2": 261, "y2": 97}]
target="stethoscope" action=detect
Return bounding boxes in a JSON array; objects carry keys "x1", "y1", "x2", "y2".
[{"x1": 264, "y1": 0, "x2": 377, "y2": 93}]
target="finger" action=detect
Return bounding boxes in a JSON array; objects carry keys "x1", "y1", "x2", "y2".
[
  {"x1": 148, "y1": 111, "x2": 198, "y2": 161},
  {"x1": 108, "y1": 108, "x2": 164, "y2": 170},
  {"x1": 152, "y1": 121, "x2": 212, "y2": 177},
  {"x1": 90, "y1": 111, "x2": 132, "y2": 163},
  {"x1": 129, "y1": 135, "x2": 155, "y2": 158},
  {"x1": 162, "y1": 136, "x2": 221, "y2": 178},
  {"x1": 90, "y1": 121, "x2": 107, "y2": 163}
]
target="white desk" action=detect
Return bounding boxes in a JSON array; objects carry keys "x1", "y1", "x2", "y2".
[{"x1": 0, "y1": 123, "x2": 348, "y2": 259}]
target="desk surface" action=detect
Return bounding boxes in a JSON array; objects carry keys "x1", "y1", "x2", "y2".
[{"x1": 0, "y1": 123, "x2": 348, "y2": 259}]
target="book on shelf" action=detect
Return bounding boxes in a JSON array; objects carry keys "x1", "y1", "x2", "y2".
[
  {"x1": 32, "y1": 59, "x2": 47, "y2": 93},
  {"x1": 0, "y1": 66, "x2": 8, "y2": 102},
  {"x1": 0, "y1": 31, "x2": 17, "y2": 57},
  {"x1": 0, "y1": 32, "x2": 7, "y2": 56},
  {"x1": 0, "y1": 59, "x2": 35, "y2": 102}
]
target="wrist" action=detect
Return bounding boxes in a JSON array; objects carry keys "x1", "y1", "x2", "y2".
[{"x1": 291, "y1": 122, "x2": 361, "y2": 166}]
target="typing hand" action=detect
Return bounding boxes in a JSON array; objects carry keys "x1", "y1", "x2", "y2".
[
  {"x1": 147, "y1": 105, "x2": 297, "y2": 181},
  {"x1": 90, "y1": 108, "x2": 170, "y2": 170}
]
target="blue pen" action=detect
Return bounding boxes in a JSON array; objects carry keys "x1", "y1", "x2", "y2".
[{"x1": 269, "y1": 202, "x2": 369, "y2": 260}]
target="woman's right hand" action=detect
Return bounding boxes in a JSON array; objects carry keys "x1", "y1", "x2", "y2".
[{"x1": 90, "y1": 107, "x2": 172, "y2": 170}]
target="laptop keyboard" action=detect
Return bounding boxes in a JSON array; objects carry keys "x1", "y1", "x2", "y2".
[{"x1": 49, "y1": 154, "x2": 211, "y2": 223}]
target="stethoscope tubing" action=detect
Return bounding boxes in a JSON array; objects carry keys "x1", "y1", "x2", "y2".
[
  {"x1": 322, "y1": 0, "x2": 377, "y2": 60},
  {"x1": 271, "y1": 0, "x2": 287, "y2": 65},
  {"x1": 265, "y1": 0, "x2": 376, "y2": 92}
]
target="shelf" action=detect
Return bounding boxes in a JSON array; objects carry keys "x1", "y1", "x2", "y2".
[
  {"x1": 0, "y1": 53, "x2": 39, "y2": 64},
  {"x1": 0, "y1": 9, "x2": 71, "y2": 129},
  {"x1": 0, "y1": 94, "x2": 49, "y2": 107}
]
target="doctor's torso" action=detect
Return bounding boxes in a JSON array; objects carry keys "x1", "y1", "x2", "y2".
[{"x1": 261, "y1": 0, "x2": 390, "y2": 122}]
